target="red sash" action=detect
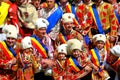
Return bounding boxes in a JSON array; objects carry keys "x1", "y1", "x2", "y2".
[
  {"x1": 0, "y1": 41, "x2": 15, "y2": 61},
  {"x1": 31, "y1": 37, "x2": 48, "y2": 58}
]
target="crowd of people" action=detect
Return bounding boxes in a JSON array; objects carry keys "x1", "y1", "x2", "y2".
[{"x1": 0, "y1": 0, "x2": 120, "y2": 80}]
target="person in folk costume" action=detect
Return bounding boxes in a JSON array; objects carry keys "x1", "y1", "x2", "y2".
[
  {"x1": 106, "y1": 45, "x2": 120, "y2": 80},
  {"x1": 108, "y1": 0, "x2": 120, "y2": 45},
  {"x1": 89, "y1": 34, "x2": 110, "y2": 80},
  {"x1": 0, "y1": 0, "x2": 10, "y2": 41},
  {"x1": 66, "y1": 39, "x2": 92, "y2": 80},
  {"x1": 55, "y1": 13, "x2": 83, "y2": 45},
  {"x1": 0, "y1": 24, "x2": 20, "y2": 80},
  {"x1": 39, "y1": 0, "x2": 63, "y2": 41},
  {"x1": 4, "y1": 0, "x2": 24, "y2": 37},
  {"x1": 56, "y1": 0, "x2": 68, "y2": 13},
  {"x1": 16, "y1": 36, "x2": 40, "y2": 80},
  {"x1": 108, "y1": 0, "x2": 120, "y2": 24},
  {"x1": 76, "y1": 0, "x2": 94, "y2": 46},
  {"x1": 52, "y1": 44, "x2": 68, "y2": 80},
  {"x1": 56, "y1": 0, "x2": 79, "y2": 27},
  {"x1": 55, "y1": 13, "x2": 88, "y2": 56},
  {"x1": 81, "y1": 0, "x2": 119, "y2": 48},
  {"x1": 16, "y1": 0, "x2": 38, "y2": 36},
  {"x1": 32, "y1": 18, "x2": 54, "y2": 60},
  {"x1": 31, "y1": 18, "x2": 54, "y2": 80},
  {"x1": 31, "y1": 0, "x2": 48, "y2": 18}
]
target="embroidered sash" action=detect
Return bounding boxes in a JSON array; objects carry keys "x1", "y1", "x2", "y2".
[
  {"x1": 46, "y1": 7, "x2": 63, "y2": 33},
  {"x1": 115, "y1": 11, "x2": 120, "y2": 24},
  {"x1": 90, "y1": 48, "x2": 101, "y2": 67},
  {"x1": 90, "y1": 4, "x2": 104, "y2": 34},
  {"x1": 0, "y1": 2, "x2": 9, "y2": 27},
  {"x1": 68, "y1": 56, "x2": 83, "y2": 72},
  {"x1": 65, "y1": 3, "x2": 79, "y2": 26},
  {"x1": 31, "y1": 35, "x2": 48, "y2": 58},
  {"x1": 56, "y1": 60, "x2": 64, "y2": 69},
  {"x1": 58, "y1": 32, "x2": 67, "y2": 44},
  {"x1": 0, "y1": 41, "x2": 16, "y2": 60}
]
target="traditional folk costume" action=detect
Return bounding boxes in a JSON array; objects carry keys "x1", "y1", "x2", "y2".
[
  {"x1": 31, "y1": 18, "x2": 54, "y2": 79},
  {"x1": 16, "y1": 37, "x2": 39, "y2": 80},
  {"x1": 52, "y1": 44, "x2": 68, "y2": 80},
  {"x1": 76, "y1": 0, "x2": 93, "y2": 45},
  {"x1": 81, "y1": 1, "x2": 118, "y2": 48},
  {"x1": 66, "y1": 39, "x2": 92, "y2": 80},
  {"x1": 32, "y1": 18, "x2": 54, "y2": 59},
  {"x1": 0, "y1": 25, "x2": 19, "y2": 80},
  {"x1": 56, "y1": 13, "x2": 83, "y2": 45},
  {"x1": 39, "y1": 4, "x2": 63, "y2": 40},
  {"x1": 112, "y1": 2, "x2": 120, "y2": 24},
  {"x1": 0, "y1": 41, "x2": 17, "y2": 80},
  {"x1": 107, "y1": 45, "x2": 120, "y2": 73},
  {"x1": 89, "y1": 34, "x2": 110, "y2": 80},
  {"x1": 56, "y1": 1, "x2": 79, "y2": 26},
  {"x1": 7, "y1": 1, "x2": 24, "y2": 37},
  {"x1": 18, "y1": 1, "x2": 38, "y2": 36},
  {"x1": 56, "y1": 13, "x2": 88, "y2": 56},
  {"x1": 106, "y1": 45, "x2": 120, "y2": 80}
]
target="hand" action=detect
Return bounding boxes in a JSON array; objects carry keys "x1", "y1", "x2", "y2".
[
  {"x1": 42, "y1": 59, "x2": 55, "y2": 67},
  {"x1": 100, "y1": 65, "x2": 104, "y2": 70},
  {"x1": 22, "y1": 22, "x2": 28, "y2": 28},
  {"x1": 92, "y1": 64, "x2": 99, "y2": 71},
  {"x1": 9, "y1": 58, "x2": 17, "y2": 65},
  {"x1": 6, "y1": 58, "x2": 16, "y2": 69},
  {"x1": 84, "y1": 66, "x2": 92, "y2": 71}
]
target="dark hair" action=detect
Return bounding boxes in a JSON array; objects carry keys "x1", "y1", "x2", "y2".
[{"x1": 10, "y1": 0, "x2": 16, "y2": 3}]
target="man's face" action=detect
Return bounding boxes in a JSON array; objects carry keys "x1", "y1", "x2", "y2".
[
  {"x1": 32, "y1": 0, "x2": 41, "y2": 9},
  {"x1": 94, "y1": 0, "x2": 102, "y2": 5},
  {"x1": 46, "y1": 0, "x2": 55, "y2": 9},
  {"x1": 74, "y1": 0, "x2": 81, "y2": 3},
  {"x1": 16, "y1": 0, "x2": 25, "y2": 5},
  {"x1": 60, "y1": 0, "x2": 68, "y2": 3},
  {"x1": 6, "y1": 37, "x2": 16, "y2": 47},
  {"x1": 83, "y1": 0, "x2": 90, "y2": 3},
  {"x1": 36, "y1": 28, "x2": 46, "y2": 38}
]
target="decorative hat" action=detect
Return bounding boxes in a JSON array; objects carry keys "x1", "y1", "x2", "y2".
[
  {"x1": 4, "y1": 25, "x2": 18, "y2": 39},
  {"x1": 35, "y1": 18, "x2": 49, "y2": 29},
  {"x1": 110, "y1": 45, "x2": 120, "y2": 57},
  {"x1": 67, "y1": 39, "x2": 83, "y2": 54},
  {"x1": 57, "y1": 44, "x2": 67, "y2": 55},
  {"x1": 62, "y1": 13, "x2": 75, "y2": 23},
  {"x1": 92, "y1": 34, "x2": 106, "y2": 43},
  {"x1": 21, "y1": 36, "x2": 33, "y2": 49}
]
